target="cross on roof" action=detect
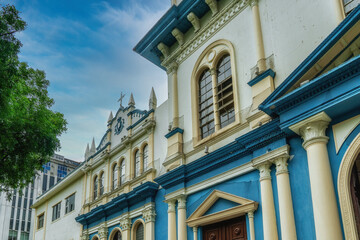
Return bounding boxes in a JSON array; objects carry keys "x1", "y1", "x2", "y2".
[{"x1": 118, "y1": 92, "x2": 126, "y2": 108}]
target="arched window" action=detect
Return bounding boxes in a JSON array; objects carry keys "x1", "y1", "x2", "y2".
[
  {"x1": 216, "y1": 54, "x2": 235, "y2": 128},
  {"x1": 93, "y1": 176, "x2": 98, "y2": 200},
  {"x1": 135, "y1": 150, "x2": 140, "y2": 177},
  {"x1": 143, "y1": 145, "x2": 148, "y2": 172},
  {"x1": 120, "y1": 159, "x2": 125, "y2": 185},
  {"x1": 135, "y1": 223, "x2": 144, "y2": 240},
  {"x1": 99, "y1": 172, "x2": 104, "y2": 196},
  {"x1": 198, "y1": 69, "x2": 214, "y2": 139},
  {"x1": 112, "y1": 164, "x2": 118, "y2": 190},
  {"x1": 111, "y1": 229, "x2": 122, "y2": 240}
]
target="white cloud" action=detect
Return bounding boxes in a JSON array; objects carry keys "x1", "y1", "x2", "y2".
[{"x1": 16, "y1": 0, "x2": 169, "y2": 161}]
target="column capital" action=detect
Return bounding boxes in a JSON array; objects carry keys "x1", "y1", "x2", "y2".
[
  {"x1": 98, "y1": 224, "x2": 108, "y2": 240},
  {"x1": 81, "y1": 230, "x2": 89, "y2": 240},
  {"x1": 257, "y1": 162, "x2": 272, "y2": 181},
  {"x1": 210, "y1": 68, "x2": 217, "y2": 76},
  {"x1": 167, "y1": 199, "x2": 176, "y2": 213},
  {"x1": 178, "y1": 195, "x2": 187, "y2": 209},
  {"x1": 120, "y1": 216, "x2": 131, "y2": 231},
  {"x1": 249, "y1": 0, "x2": 259, "y2": 7},
  {"x1": 166, "y1": 62, "x2": 178, "y2": 75},
  {"x1": 274, "y1": 157, "x2": 289, "y2": 175},
  {"x1": 248, "y1": 211, "x2": 255, "y2": 218},
  {"x1": 143, "y1": 205, "x2": 156, "y2": 223},
  {"x1": 289, "y1": 112, "x2": 331, "y2": 149},
  {"x1": 193, "y1": 226, "x2": 198, "y2": 232}
]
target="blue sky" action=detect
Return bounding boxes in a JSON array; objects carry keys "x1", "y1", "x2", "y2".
[{"x1": 10, "y1": 0, "x2": 170, "y2": 161}]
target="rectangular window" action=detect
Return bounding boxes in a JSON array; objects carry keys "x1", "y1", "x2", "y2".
[
  {"x1": 8, "y1": 230, "x2": 17, "y2": 240},
  {"x1": 49, "y1": 176, "x2": 55, "y2": 188},
  {"x1": 65, "y1": 193, "x2": 75, "y2": 214},
  {"x1": 52, "y1": 202, "x2": 61, "y2": 221},
  {"x1": 42, "y1": 174, "x2": 48, "y2": 192},
  {"x1": 20, "y1": 232, "x2": 29, "y2": 240},
  {"x1": 37, "y1": 213, "x2": 44, "y2": 229}
]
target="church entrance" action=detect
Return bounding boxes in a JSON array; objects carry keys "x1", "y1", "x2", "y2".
[
  {"x1": 202, "y1": 216, "x2": 247, "y2": 240},
  {"x1": 350, "y1": 154, "x2": 360, "y2": 236}
]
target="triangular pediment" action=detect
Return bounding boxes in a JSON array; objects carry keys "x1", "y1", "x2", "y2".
[
  {"x1": 186, "y1": 190, "x2": 258, "y2": 227},
  {"x1": 260, "y1": 5, "x2": 360, "y2": 116}
]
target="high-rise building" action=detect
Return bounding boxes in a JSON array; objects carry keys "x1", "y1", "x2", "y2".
[{"x1": 0, "y1": 154, "x2": 79, "y2": 240}]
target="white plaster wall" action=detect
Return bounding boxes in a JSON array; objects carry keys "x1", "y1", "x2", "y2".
[
  {"x1": 34, "y1": 177, "x2": 83, "y2": 240},
  {"x1": 174, "y1": 0, "x2": 341, "y2": 148},
  {"x1": 260, "y1": 0, "x2": 340, "y2": 87},
  {"x1": 153, "y1": 100, "x2": 169, "y2": 176}
]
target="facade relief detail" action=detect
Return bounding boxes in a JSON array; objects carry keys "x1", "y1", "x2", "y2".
[
  {"x1": 143, "y1": 206, "x2": 157, "y2": 222},
  {"x1": 274, "y1": 157, "x2": 289, "y2": 175},
  {"x1": 257, "y1": 162, "x2": 272, "y2": 181},
  {"x1": 120, "y1": 216, "x2": 132, "y2": 231}
]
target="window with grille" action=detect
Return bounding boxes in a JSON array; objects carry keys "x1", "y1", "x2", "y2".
[
  {"x1": 135, "y1": 223, "x2": 144, "y2": 240},
  {"x1": 198, "y1": 54, "x2": 234, "y2": 139},
  {"x1": 143, "y1": 145, "x2": 148, "y2": 171},
  {"x1": 120, "y1": 160, "x2": 125, "y2": 185},
  {"x1": 65, "y1": 193, "x2": 75, "y2": 214},
  {"x1": 37, "y1": 213, "x2": 44, "y2": 229},
  {"x1": 52, "y1": 202, "x2": 61, "y2": 221},
  {"x1": 93, "y1": 176, "x2": 98, "y2": 200},
  {"x1": 198, "y1": 69, "x2": 215, "y2": 139},
  {"x1": 112, "y1": 164, "x2": 118, "y2": 190},
  {"x1": 99, "y1": 173, "x2": 105, "y2": 196},
  {"x1": 217, "y1": 54, "x2": 235, "y2": 128},
  {"x1": 135, "y1": 150, "x2": 140, "y2": 177}
]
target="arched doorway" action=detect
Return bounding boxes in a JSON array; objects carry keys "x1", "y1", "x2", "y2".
[{"x1": 338, "y1": 132, "x2": 360, "y2": 239}]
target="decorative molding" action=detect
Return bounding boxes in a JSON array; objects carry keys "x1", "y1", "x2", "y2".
[
  {"x1": 205, "y1": 0, "x2": 219, "y2": 15},
  {"x1": 248, "y1": 211, "x2": 254, "y2": 218},
  {"x1": 247, "y1": 68, "x2": 276, "y2": 87},
  {"x1": 165, "y1": 127, "x2": 184, "y2": 139},
  {"x1": 289, "y1": 112, "x2": 331, "y2": 148},
  {"x1": 143, "y1": 205, "x2": 156, "y2": 222},
  {"x1": 166, "y1": 62, "x2": 178, "y2": 75},
  {"x1": 120, "y1": 216, "x2": 132, "y2": 231},
  {"x1": 338, "y1": 132, "x2": 360, "y2": 239},
  {"x1": 172, "y1": 28, "x2": 184, "y2": 46},
  {"x1": 187, "y1": 12, "x2": 201, "y2": 32},
  {"x1": 186, "y1": 190, "x2": 258, "y2": 227},
  {"x1": 162, "y1": 0, "x2": 248, "y2": 68}
]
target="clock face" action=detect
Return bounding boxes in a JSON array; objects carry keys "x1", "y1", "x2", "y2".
[{"x1": 115, "y1": 117, "x2": 125, "y2": 135}]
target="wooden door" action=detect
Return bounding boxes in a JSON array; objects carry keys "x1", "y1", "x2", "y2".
[{"x1": 203, "y1": 216, "x2": 247, "y2": 240}]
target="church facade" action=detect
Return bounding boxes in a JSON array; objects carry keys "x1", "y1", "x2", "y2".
[{"x1": 31, "y1": 0, "x2": 360, "y2": 240}]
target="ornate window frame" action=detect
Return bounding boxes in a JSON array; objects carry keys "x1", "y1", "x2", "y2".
[
  {"x1": 99, "y1": 171, "x2": 105, "y2": 196},
  {"x1": 338, "y1": 131, "x2": 360, "y2": 239},
  {"x1": 93, "y1": 175, "x2": 98, "y2": 200},
  {"x1": 111, "y1": 162, "x2": 118, "y2": 191},
  {"x1": 191, "y1": 39, "x2": 241, "y2": 147},
  {"x1": 90, "y1": 234, "x2": 100, "y2": 240}
]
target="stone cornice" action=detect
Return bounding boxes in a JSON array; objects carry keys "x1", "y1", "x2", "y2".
[{"x1": 162, "y1": 0, "x2": 248, "y2": 68}]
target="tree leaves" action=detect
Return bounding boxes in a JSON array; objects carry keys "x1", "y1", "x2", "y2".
[{"x1": 0, "y1": 4, "x2": 67, "y2": 199}]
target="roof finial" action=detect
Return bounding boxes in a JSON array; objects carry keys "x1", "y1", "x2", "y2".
[
  {"x1": 84, "y1": 143, "x2": 90, "y2": 159},
  {"x1": 149, "y1": 87, "x2": 157, "y2": 110},
  {"x1": 107, "y1": 111, "x2": 113, "y2": 123},
  {"x1": 90, "y1": 138, "x2": 96, "y2": 154},
  {"x1": 128, "y1": 93, "x2": 135, "y2": 107}
]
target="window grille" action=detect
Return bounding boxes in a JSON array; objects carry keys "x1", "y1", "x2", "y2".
[
  {"x1": 198, "y1": 69, "x2": 215, "y2": 139},
  {"x1": 143, "y1": 145, "x2": 149, "y2": 171},
  {"x1": 135, "y1": 223, "x2": 144, "y2": 240}
]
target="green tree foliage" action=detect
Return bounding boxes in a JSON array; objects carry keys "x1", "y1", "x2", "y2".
[{"x1": 0, "y1": 4, "x2": 67, "y2": 198}]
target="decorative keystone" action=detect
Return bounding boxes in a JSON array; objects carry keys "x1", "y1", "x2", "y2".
[
  {"x1": 171, "y1": 28, "x2": 184, "y2": 46},
  {"x1": 187, "y1": 12, "x2": 201, "y2": 32}
]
